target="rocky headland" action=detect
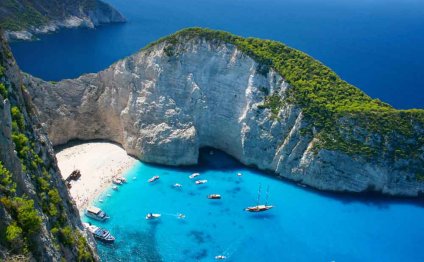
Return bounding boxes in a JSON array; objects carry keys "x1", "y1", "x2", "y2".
[
  {"x1": 0, "y1": 30, "x2": 97, "y2": 260},
  {"x1": 0, "y1": 0, "x2": 125, "y2": 41},
  {"x1": 25, "y1": 28, "x2": 424, "y2": 197}
]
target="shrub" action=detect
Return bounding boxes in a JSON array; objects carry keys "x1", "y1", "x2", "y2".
[
  {"x1": 0, "y1": 82, "x2": 7, "y2": 98},
  {"x1": 0, "y1": 162, "x2": 16, "y2": 196},
  {"x1": 6, "y1": 223, "x2": 23, "y2": 247}
]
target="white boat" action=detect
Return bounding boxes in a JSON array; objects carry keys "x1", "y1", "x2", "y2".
[
  {"x1": 112, "y1": 185, "x2": 119, "y2": 191},
  {"x1": 148, "y1": 176, "x2": 160, "y2": 183},
  {"x1": 195, "y1": 179, "x2": 208, "y2": 185},
  {"x1": 244, "y1": 185, "x2": 273, "y2": 213},
  {"x1": 116, "y1": 176, "x2": 127, "y2": 183},
  {"x1": 112, "y1": 178, "x2": 122, "y2": 185},
  {"x1": 146, "y1": 213, "x2": 161, "y2": 220},
  {"x1": 173, "y1": 183, "x2": 182, "y2": 188},
  {"x1": 85, "y1": 206, "x2": 109, "y2": 221},
  {"x1": 177, "y1": 213, "x2": 186, "y2": 219},
  {"x1": 189, "y1": 173, "x2": 200, "y2": 179},
  {"x1": 237, "y1": 172, "x2": 243, "y2": 176},
  {"x1": 83, "y1": 223, "x2": 115, "y2": 243},
  {"x1": 208, "y1": 194, "x2": 221, "y2": 199},
  {"x1": 215, "y1": 255, "x2": 227, "y2": 260}
]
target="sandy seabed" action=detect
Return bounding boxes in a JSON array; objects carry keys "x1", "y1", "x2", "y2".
[{"x1": 56, "y1": 142, "x2": 137, "y2": 211}]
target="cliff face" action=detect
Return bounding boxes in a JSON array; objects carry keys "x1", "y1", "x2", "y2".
[
  {"x1": 0, "y1": 31, "x2": 96, "y2": 261},
  {"x1": 25, "y1": 29, "x2": 424, "y2": 197},
  {"x1": 0, "y1": 0, "x2": 125, "y2": 40}
]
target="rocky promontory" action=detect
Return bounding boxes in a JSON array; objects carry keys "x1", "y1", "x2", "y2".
[
  {"x1": 26, "y1": 28, "x2": 424, "y2": 197},
  {"x1": 0, "y1": 0, "x2": 125, "y2": 40},
  {"x1": 0, "y1": 30, "x2": 96, "y2": 260}
]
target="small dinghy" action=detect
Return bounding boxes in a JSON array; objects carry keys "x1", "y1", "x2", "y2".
[
  {"x1": 112, "y1": 185, "x2": 119, "y2": 191},
  {"x1": 146, "y1": 213, "x2": 161, "y2": 220},
  {"x1": 173, "y1": 183, "x2": 182, "y2": 188},
  {"x1": 177, "y1": 213, "x2": 186, "y2": 219},
  {"x1": 237, "y1": 172, "x2": 243, "y2": 176},
  {"x1": 215, "y1": 255, "x2": 227, "y2": 260},
  {"x1": 83, "y1": 223, "x2": 115, "y2": 243},
  {"x1": 208, "y1": 194, "x2": 221, "y2": 199},
  {"x1": 189, "y1": 173, "x2": 200, "y2": 179},
  {"x1": 195, "y1": 179, "x2": 208, "y2": 185},
  {"x1": 148, "y1": 176, "x2": 160, "y2": 183}
]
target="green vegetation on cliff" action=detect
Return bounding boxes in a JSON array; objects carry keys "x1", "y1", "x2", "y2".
[
  {"x1": 0, "y1": 0, "x2": 124, "y2": 33},
  {"x1": 148, "y1": 28, "x2": 423, "y2": 169},
  {"x1": 0, "y1": 32, "x2": 94, "y2": 261}
]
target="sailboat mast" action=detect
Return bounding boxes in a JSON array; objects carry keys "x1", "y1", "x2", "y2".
[
  {"x1": 265, "y1": 186, "x2": 270, "y2": 205},
  {"x1": 257, "y1": 184, "x2": 262, "y2": 206}
]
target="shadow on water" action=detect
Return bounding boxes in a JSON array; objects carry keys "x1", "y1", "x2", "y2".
[{"x1": 58, "y1": 140, "x2": 424, "y2": 209}]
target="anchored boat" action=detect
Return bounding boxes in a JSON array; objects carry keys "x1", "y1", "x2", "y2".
[
  {"x1": 85, "y1": 206, "x2": 109, "y2": 221},
  {"x1": 146, "y1": 213, "x2": 161, "y2": 220},
  {"x1": 83, "y1": 223, "x2": 115, "y2": 243},
  {"x1": 148, "y1": 176, "x2": 160, "y2": 183},
  {"x1": 189, "y1": 172, "x2": 200, "y2": 179},
  {"x1": 112, "y1": 178, "x2": 123, "y2": 185},
  {"x1": 208, "y1": 194, "x2": 221, "y2": 199},
  {"x1": 244, "y1": 185, "x2": 273, "y2": 212},
  {"x1": 195, "y1": 179, "x2": 208, "y2": 185}
]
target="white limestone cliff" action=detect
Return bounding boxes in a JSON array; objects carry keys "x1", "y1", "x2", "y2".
[{"x1": 26, "y1": 36, "x2": 424, "y2": 197}]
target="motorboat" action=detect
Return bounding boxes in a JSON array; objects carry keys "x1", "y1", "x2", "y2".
[
  {"x1": 195, "y1": 179, "x2": 207, "y2": 185},
  {"x1": 173, "y1": 183, "x2": 182, "y2": 188},
  {"x1": 85, "y1": 206, "x2": 109, "y2": 221},
  {"x1": 146, "y1": 213, "x2": 161, "y2": 220},
  {"x1": 116, "y1": 176, "x2": 127, "y2": 183},
  {"x1": 189, "y1": 173, "x2": 200, "y2": 179},
  {"x1": 148, "y1": 176, "x2": 160, "y2": 183},
  {"x1": 237, "y1": 172, "x2": 243, "y2": 176},
  {"x1": 215, "y1": 255, "x2": 227, "y2": 260},
  {"x1": 83, "y1": 223, "x2": 115, "y2": 243},
  {"x1": 208, "y1": 194, "x2": 221, "y2": 199},
  {"x1": 112, "y1": 178, "x2": 122, "y2": 185},
  {"x1": 112, "y1": 185, "x2": 119, "y2": 191}
]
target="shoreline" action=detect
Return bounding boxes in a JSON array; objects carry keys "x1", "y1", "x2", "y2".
[{"x1": 56, "y1": 142, "x2": 137, "y2": 211}]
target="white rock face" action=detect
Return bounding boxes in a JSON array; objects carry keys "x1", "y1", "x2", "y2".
[{"x1": 26, "y1": 37, "x2": 424, "y2": 196}]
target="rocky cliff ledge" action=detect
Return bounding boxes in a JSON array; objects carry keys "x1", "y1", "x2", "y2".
[
  {"x1": 0, "y1": 0, "x2": 125, "y2": 40},
  {"x1": 0, "y1": 31, "x2": 96, "y2": 261},
  {"x1": 26, "y1": 28, "x2": 424, "y2": 197}
]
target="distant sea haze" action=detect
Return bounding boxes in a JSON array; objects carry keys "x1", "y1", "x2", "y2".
[{"x1": 11, "y1": 0, "x2": 424, "y2": 109}]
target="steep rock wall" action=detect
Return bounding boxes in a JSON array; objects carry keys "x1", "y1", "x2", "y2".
[
  {"x1": 0, "y1": 0, "x2": 125, "y2": 40},
  {"x1": 0, "y1": 31, "x2": 96, "y2": 261},
  {"x1": 26, "y1": 36, "x2": 424, "y2": 197}
]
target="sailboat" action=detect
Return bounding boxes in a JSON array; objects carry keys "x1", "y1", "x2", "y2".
[{"x1": 244, "y1": 184, "x2": 273, "y2": 212}]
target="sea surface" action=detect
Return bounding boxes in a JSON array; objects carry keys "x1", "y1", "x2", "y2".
[
  {"x1": 9, "y1": 0, "x2": 424, "y2": 109},
  {"x1": 84, "y1": 149, "x2": 424, "y2": 262}
]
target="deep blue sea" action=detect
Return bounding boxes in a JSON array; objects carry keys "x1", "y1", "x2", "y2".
[
  {"x1": 85, "y1": 149, "x2": 424, "y2": 261},
  {"x1": 9, "y1": 0, "x2": 424, "y2": 109}
]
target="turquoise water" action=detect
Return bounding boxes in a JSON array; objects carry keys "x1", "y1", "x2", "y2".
[
  {"x1": 84, "y1": 149, "x2": 424, "y2": 261},
  {"x1": 10, "y1": 0, "x2": 424, "y2": 109}
]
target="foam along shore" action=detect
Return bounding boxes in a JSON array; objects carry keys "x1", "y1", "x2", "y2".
[{"x1": 56, "y1": 142, "x2": 137, "y2": 211}]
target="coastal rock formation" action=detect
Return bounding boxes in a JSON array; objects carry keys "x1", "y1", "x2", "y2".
[
  {"x1": 0, "y1": 0, "x2": 125, "y2": 40},
  {"x1": 0, "y1": 31, "x2": 96, "y2": 261},
  {"x1": 26, "y1": 29, "x2": 424, "y2": 197}
]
